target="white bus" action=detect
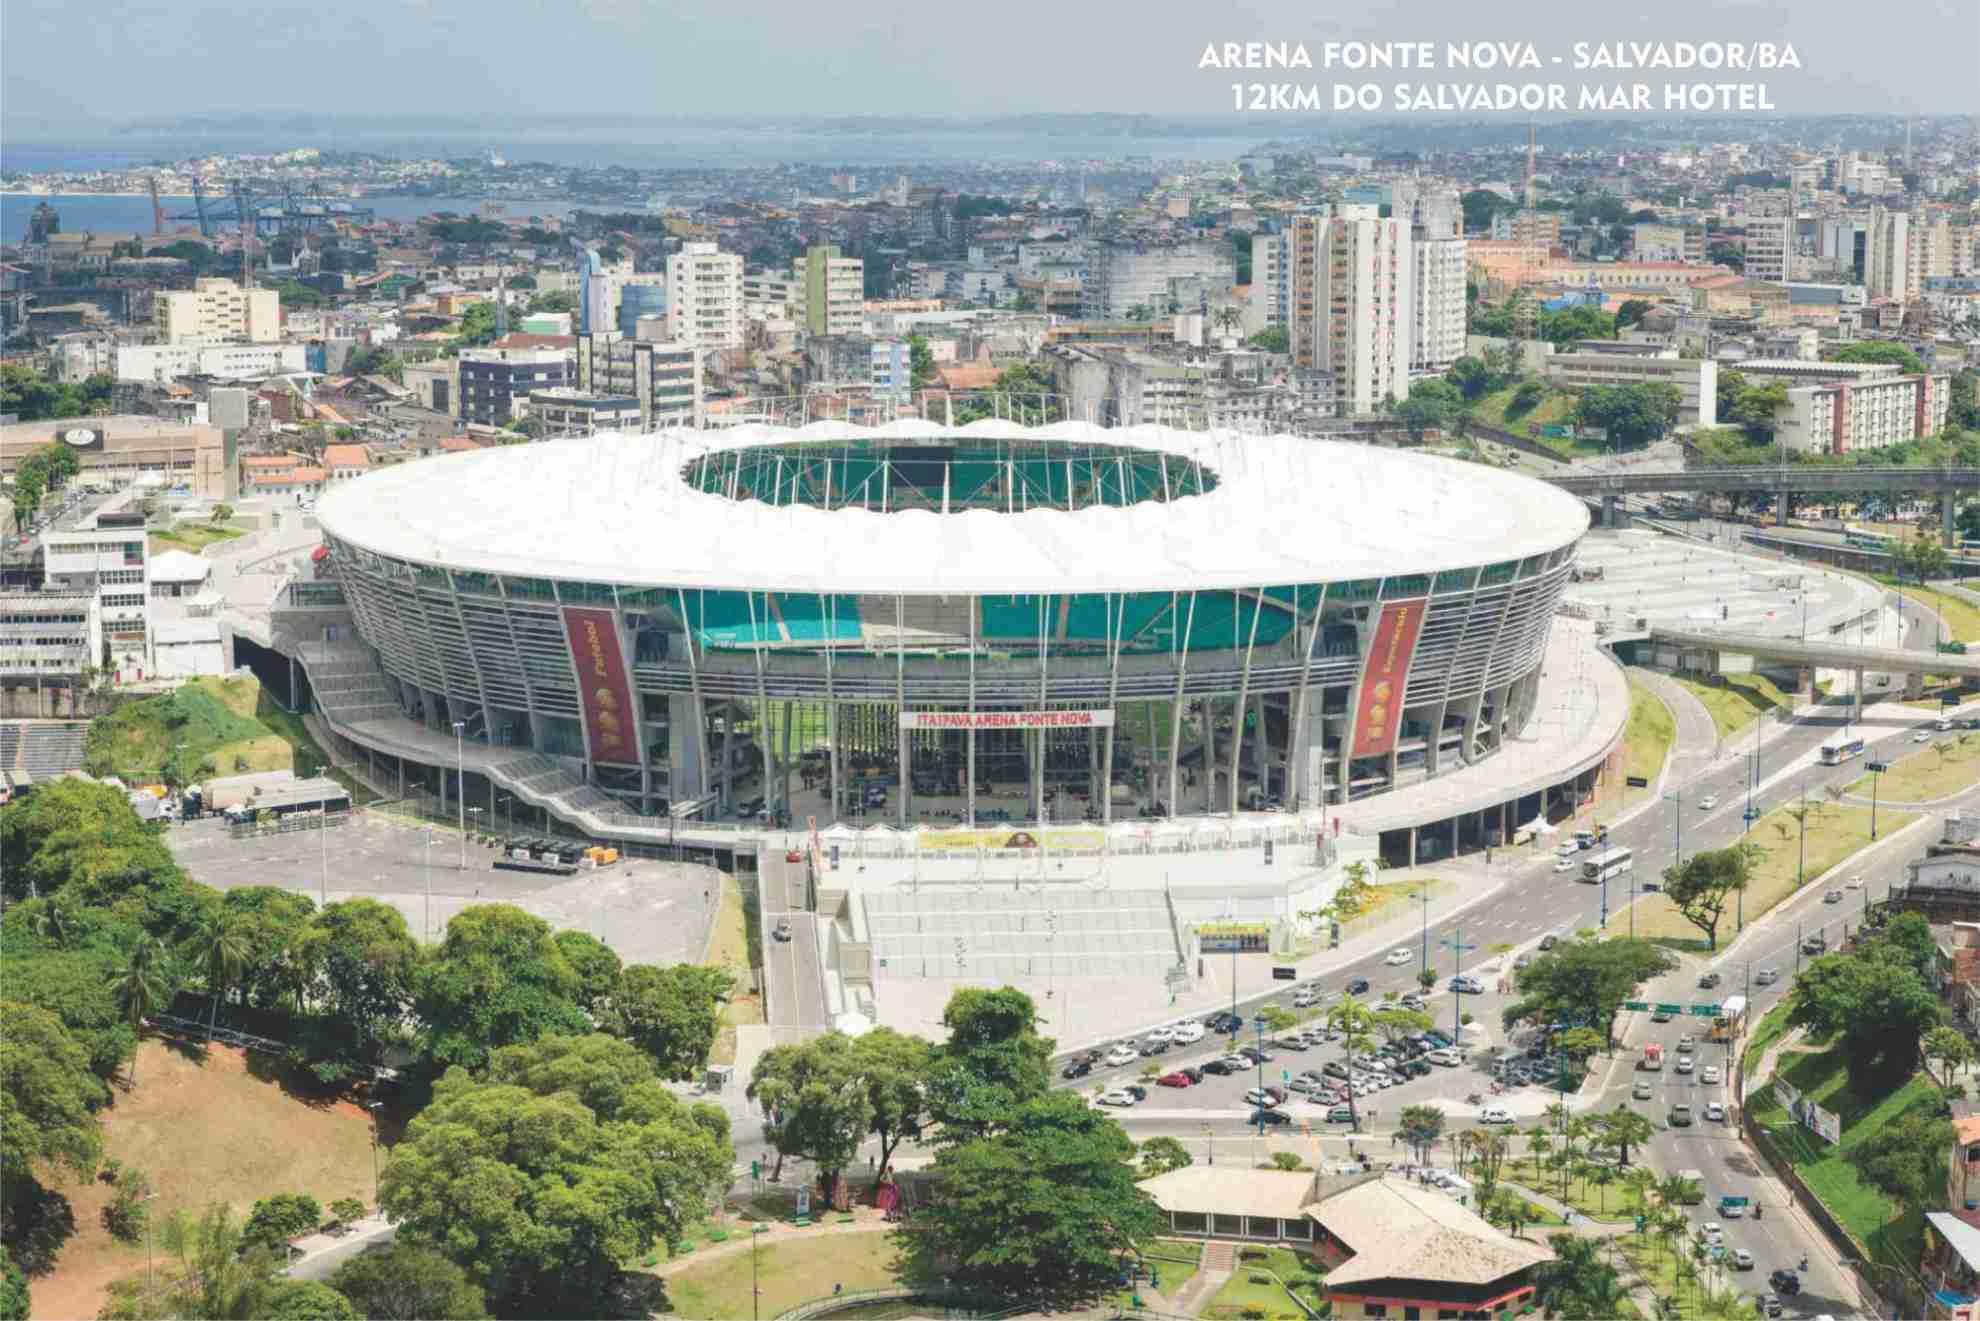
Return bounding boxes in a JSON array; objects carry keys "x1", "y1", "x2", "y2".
[
  {"x1": 1581, "y1": 848, "x2": 1633, "y2": 884},
  {"x1": 1819, "y1": 738, "x2": 1866, "y2": 766}
]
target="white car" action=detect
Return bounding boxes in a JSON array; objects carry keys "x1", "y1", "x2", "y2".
[
  {"x1": 1701, "y1": 1221, "x2": 1724, "y2": 1242},
  {"x1": 1427, "y1": 1047, "x2": 1464, "y2": 1067},
  {"x1": 1292, "y1": 988, "x2": 1322, "y2": 1008},
  {"x1": 1478, "y1": 1105, "x2": 1515, "y2": 1124},
  {"x1": 1552, "y1": 858, "x2": 1577, "y2": 873},
  {"x1": 1699, "y1": 795, "x2": 1717, "y2": 810},
  {"x1": 1170, "y1": 1021, "x2": 1205, "y2": 1045},
  {"x1": 1702, "y1": 1065, "x2": 1722, "y2": 1084},
  {"x1": 1916, "y1": 731, "x2": 1932, "y2": 743},
  {"x1": 1097, "y1": 1088, "x2": 1137, "y2": 1107},
  {"x1": 1731, "y1": 1248, "x2": 1755, "y2": 1270},
  {"x1": 1144, "y1": 1025, "x2": 1176, "y2": 1044},
  {"x1": 1103, "y1": 1045, "x2": 1139, "y2": 1067},
  {"x1": 1705, "y1": 1101, "x2": 1727, "y2": 1123},
  {"x1": 1675, "y1": 1056, "x2": 1695, "y2": 1075},
  {"x1": 1385, "y1": 948, "x2": 1413, "y2": 966}
]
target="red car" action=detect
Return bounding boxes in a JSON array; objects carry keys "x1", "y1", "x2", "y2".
[{"x1": 1156, "y1": 1071, "x2": 1196, "y2": 1088}]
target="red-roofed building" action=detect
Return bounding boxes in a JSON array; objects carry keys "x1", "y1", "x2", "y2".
[{"x1": 323, "y1": 444, "x2": 372, "y2": 482}]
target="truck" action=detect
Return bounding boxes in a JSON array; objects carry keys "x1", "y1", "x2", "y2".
[{"x1": 1639, "y1": 1043, "x2": 1664, "y2": 1071}]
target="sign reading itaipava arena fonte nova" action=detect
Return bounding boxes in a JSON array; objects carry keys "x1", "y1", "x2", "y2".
[
  {"x1": 1350, "y1": 598, "x2": 1427, "y2": 761},
  {"x1": 897, "y1": 709, "x2": 1117, "y2": 731},
  {"x1": 561, "y1": 606, "x2": 643, "y2": 766}
]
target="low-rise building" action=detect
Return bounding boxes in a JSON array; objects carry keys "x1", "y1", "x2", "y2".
[
  {"x1": 1539, "y1": 348, "x2": 1719, "y2": 427},
  {"x1": 528, "y1": 388, "x2": 643, "y2": 437},
  {"x1": 458, "y1": 345, "x2": 573, "y2": 427},
  {"x1": 572, "y1": 333, "x2": 702, "y2": 429},
  {"x1": 0, "y1": 591, "x2": 98, "y2": 687},
  {"x1": 0, "y1": 415, "x2": 234, "y2": 500},
  {"x1": 115, "y1": 342, "x2": 308, "y2": 384}
]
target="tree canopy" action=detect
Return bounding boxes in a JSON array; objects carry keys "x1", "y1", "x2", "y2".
[
  {"x1": 0, "y1": 1000, "x2": 105, "y2": 1187},
  {"x1": 1659, "y1": 845, "x2": 1755, "y2": 951},
  {"x1": 1826, "y1": 340, "x2": 1925, "y2": 375},
  {"x1": 413, "y1": 904, "x2": 589, "y2": 1072},
  {"x1": 1574, "y1": 381, "x2": 1683, "y2": 448},
  {"x1": 903, "y1": 1090, "x2": 1161, "y2": 1303},
  {"x1": 926, "y1": 987, "x2": 1054, "y2": 1141},
  {"x1": 378, "y1": 1033, "x2": 732, "y2": 1312},
  {"x1": 1788, "y1": 918, "x2": 1944, "y2": 1089},
  {"x1": 327, "y1": 1243, "x2": 488, "y2": 1320},
  {"x1": 1504, "y1": 938, "x2": 1676, "y2": 1045}
]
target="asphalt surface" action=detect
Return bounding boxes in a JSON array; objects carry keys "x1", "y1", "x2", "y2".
[{"x1": 760, "y1": 848, "x2": 830, "y2": 1030}]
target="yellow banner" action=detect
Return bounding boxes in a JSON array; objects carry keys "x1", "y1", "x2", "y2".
[{"x1": 916, "y1": 827, "x2": 1107, "y2": 851}]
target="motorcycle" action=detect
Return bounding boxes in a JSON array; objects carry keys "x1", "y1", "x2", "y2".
[{"x1": 1465, "y1": 1092, "x2": 1484, "y2": 1105}]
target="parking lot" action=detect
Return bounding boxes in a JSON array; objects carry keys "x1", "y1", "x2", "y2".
[
  {"x1": 170, "y1": 813, "x2": 721, "y2": 967},
  {"x1": 1058, "y1": 942, "x2": 1585, "y2": 1129}
]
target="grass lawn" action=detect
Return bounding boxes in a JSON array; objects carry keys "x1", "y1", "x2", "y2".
[
  {"x1": 149, "y1": 523, "x2": 247, "y2": 554},
  {"x1": 706, "y1": 873, "x2": 764, "y2": 1066},
  {"x1": 1203, "y1": 1244, "x2": 1325, "y2": 1320},
  {"x1": 1623, "y1": 680, "x2": 1677, "y2": 804},
  {"x1": 1893, "y1": 583, "x2": 1980, "y2": 645},
  {"x1": 1469, "y1": 385, "x2": 1583, "y2": 450},
  {"x1": 1505, "y1": 1159, "x2": 1645, "y2": 1223},
  {"x1": 1741, "y1": 998, "x2": 1796, "y2": 1073},
  {"x1": 27, "y1": 1039, "x2": 379, "y2": 1321},
  {"x1": 1606, "y1": 799, "x2": 1919, "y2": 944},
  {"x1": 657, "y1": 1230, "x2": 902, "y2": 1319},
  {"x1": 1748, "y1": 1046, "x2": 1941, "y2": 1272},
  {"x1": 1144, "y1": 1239, "x2": 1204, "y2": 1298},
  {"x1": 1615, "y1": 1235, "x2": 1750, "y2": 1320},
  {"x1": 1845, "y1": 732, "x2": 1980, "y2": 803},
  {"x1": 84, "y1": 676, "x2": 292, "y2": 785},
  {"x1": 1668, "y1": 672, "x2": 1797, "y2": 740}
]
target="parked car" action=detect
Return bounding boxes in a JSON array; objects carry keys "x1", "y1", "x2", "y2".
[
  {"x1": 1097, "y1": 1088, "x2": 1137, "y2": 1107},
  {"x1": 1205, "y1": 1011, "x2": 1243, "y2": 1033},
  {"x1": 1326, "y1": 1105, "x2": 1357, "y2": 1124},
  {"x1": 1203, "y1": 1055, "x2": 1249, "y2": 1075},
  {"x1": 1170, "y1": 1022, "x2": 1205, "y2": 1044},
  {"x1": 1399, "y1": 994, "x2": 1426, "y2": 1011},
  {"x1": 1061, "y1": 1057, "x2": 1094, "y2": 1080},
  {"x1": 1123, "y1": 1084, "x2": 1148, "y2": 1101},
  {"x1": 1288, "y1": 1075, "x2": 1329, "y2": 1094},
  {"x1": 1345, "y1": 977, "x2": 1371, "y2": 995},
  {"x1": 1103, "y1": 1045, "x2": 1139, "y2": 1067},
  {"x1": 1251, "y1": 1107, "x2": 1293, "y2": 1127},
  {"x1": 1139, "y1": 1037, "x2": 1170, "y2": 1057},
  {"x1": 1478, "y1": 1106, "x2": 1514, "y2": 1125},
  {"x1": 1156, "y1": 1071, "x2": 1195, "y2": 1088},
  {"x1": 1384, "y1": 948, "x2": 1413, "y2": 966},
  {"x1": 1670, "y1": 1103, "x2": 1694, "y2": 1126},
  {"x1": 1244, "y1": 1086, "x2": 1288, "y2": 1107},
  {"x1": 1238, "y1": 1045, "x2": 1274, "y2": 1064},
  {"x1": 1731, "y1": 1248, "x2": 1754, "y2": 1271},
  {"x1": 1698, "y1": 971, "x2": 1722, "y2": 989},
  {"x1": 1427, "y1": 1047, "x2": 1464, "y2": 1067}
]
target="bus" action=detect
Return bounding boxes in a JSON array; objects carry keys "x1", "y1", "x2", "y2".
[
  {"x1": 1820, "y1": 738, "x2": 1867, "y2": 765},
  {"x1": 1581, "y1": 848, "x2": 1633, "y2": 884},
  {"x1": 1845, "y1": 531, "x2": 1894, "y2": 552}
]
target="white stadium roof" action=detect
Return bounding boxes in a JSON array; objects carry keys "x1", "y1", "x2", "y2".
[{"x1": 316, "y1": 421, "x2": 1589, "y2": 595}]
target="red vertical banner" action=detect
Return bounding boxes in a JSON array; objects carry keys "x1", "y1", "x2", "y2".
[
  {"x1": 1350, "y1": 598, "x2": 1427, "y2": 761},
  {"x1": 562, "y1": 606, "x2": 642, "y2": 766}
]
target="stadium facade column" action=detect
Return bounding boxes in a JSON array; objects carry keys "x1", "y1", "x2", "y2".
[
  {"x1": 820, "y1": 591, "x2": 841, "y2": 824},
  {"x1": 1167, "y1": 592, "x2": 1200, "y2": 819},
  {"x1": 720, "y1": 708, "x2": 735, "y2": 814},
  {"x1": 896, "y1": 595, "x2": 911, "y2": 829},
  {"x1": 1100, "y1": 591, "x2": 1124, "y2": 826},
  {"x1": 1249, "y1": 696, "x2": 1268, "y2": 804},
  {"x1": 1228, "y1": 594, "x2": 1266, "y2": 816},
  {"x1": 668, "y1": 696, "x2": 706, "y2": 802},
  {"x1": 1286, "y1": 584, "x2": 1327, "y2": 811},
  {"x1": 1033, "y1": 594, "x2": 1050, "y2": 824},
  {"x1": 966, "y1": 597, "x2": 978, "y2": 828},
  {"x1": 779, "y1": 701, "x2": 794, "y2": 824}
]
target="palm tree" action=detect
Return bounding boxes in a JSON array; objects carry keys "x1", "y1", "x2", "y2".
[
  {"x1": 110, "y1": 939, "x2": 170, "y2": 1085},
  {"x1": 191, "y1": 915, "x2": 251, "y2": 1042},
  {"x1": 1601, "y1": 1105, "x2": 1655, "y2": 1167},
  {"x1": 1588, "y1": 1161, "x2": 1618, "y2": 1214},
  {"x1": 1326, "y1": 997, "x2": 1378, "y2": 1130},
  {"x1": 31, "y1": 899, "x2": 74, "y2": 948}
]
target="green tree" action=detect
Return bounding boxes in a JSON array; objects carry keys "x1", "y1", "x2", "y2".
[
  {"x1": 1327, "y1": 997, "x2": 1379, "y2": 1129},
  {"x1": 1659, "y1": 844, "x2": 1756, "y2": 951},
  {"x1": 526, "y1": 290, "x2": 578, "y2": 315},
  {"x1": 264, "y1": 1281, "x2": 361, "y2": 1320},
  {"x1": 453, "y1": 302, "x2": 499, "y2": 348},
  {"x1": 747, "y1": 1032, "x2": 871, "y2": 1193},
  {"x1": 1574, "y1": 381, "x2": 1684, "y2": 448},
  {"x1": 610, "y1": 963, "x2": 729, "y2": 1079},
  {"x1": 109, "y1": 938, "x2": 170, "y2": 1084},
  {"x1": 220, "y1": 886, "x2": 316, "y2": 1014},
  {"x1": 379, "y1": 1034, "x2": 731, "y2": 1313},
  {"x1": 1597, "y1": 1104, "x2": 1655, "y2": 1167},
  {"x1": 853, "y1": 1027, "x2": 933, "y2": 1183},
  {"x1": 1827, "y1": 340, "x2": 1926, "y2": 375},
  {"x1": 1505, "y1": 938, "x2": 1676, "y2": 1047},
  {"x1": 1392, "y1": 378, "x2": 1463, "y2": 441},
  {"x1": 189, "y1": 912, "x2": 251, "y2": 1039},
  {"x1": 1447, "y1": 354, "x2": 1494, "y2": 400},
  {"x1": 1898, "y1": 527, "x2": 1951, "y2": 583},
  {"x1": 0, "y1": 1245, "x2": 27, "y2": 1321},
  {"x1": 1948, "y1": 370, "x2": 1980, "y2": 432},
  {"x1": 1397, "y1": 1103, "x2": 1446, "y2": 1162},
  {"x1": 412, "y1": 904, "x2": 588, "y2": 1072},
  {"x1": 1247, "y1": 326, "x2": 1289, "y2": 353},
  {"x1": 9, "y1": 947, "x2": 144, "y2": 1083},
  {"x1": 927, "y1": 987, "x2": 1054, "y2": 1141},
  {"x1": 0, "y1": 1000, "x2": 106, "y2": 1187},
  {"x1": 1926, "y1": 1024, "x2": 1977, "y2": 1082},
  {"x1": 1847, "y1": 1110, "x2": 1955, "y2": 1212},
  {"x1": 1138, "y1": 1135, "x2": 1194, "y2": 1177},
  {"x1": 297, "y1": 898, "x2": 420, "y2": 1056},
  {"x1": 1787, "y1": 945, "x2": 1943, "y2": 1089},
  {"x1": 98, "y1": 1203, "x2": 286, "y2": 1321},
  {"x1": 327, "y1": 1242, "x2": 489, "y2": 1320},
  {"x1": 1461, "y1": 189, "x2": 1515, "y2": 233},
  {"x1": 1616, "y1": 299, "x2": 1654, "y2": 331},
  {"x1": 242, "y1": 1192, "x2": 323, "y2": 1253},
  {"x1": 552, "y1": 929, "x2": 623, "y2": 1018},
  {"x1": 328, "y1": 1197, "x2": 366, "y2": 1227},
  {"x1": 1534, "y1": 1233, "x2": 1628, "y2": 1319},
  {"x1": 904, "y1": 1090, "x2": 1161, "y2": 1303},
  {"x1": 908, "y1": 335, "x2": 936, "y2": 389}
]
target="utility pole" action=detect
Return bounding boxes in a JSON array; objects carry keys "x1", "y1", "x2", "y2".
[
  {"x1": 1796, "y1": 780, "x2": 1808, "y2": 890},
  {"x1": 1439, "y1": 929, "x2": 1477, "y2": 1046}
]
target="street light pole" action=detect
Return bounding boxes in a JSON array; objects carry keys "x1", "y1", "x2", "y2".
[
  {"x1": 1797, "y1": 780, "x2": 1808, "y2": 889},
  {"x1": 423, "y1": 826, "x2": 433, "y2": 943},
  {"x1": 453, "y1": 721, "x2": 466, "y2": 871},
  {"x1": 366, "y1": 1100, "x2": 384, "y2": 1205},
  {"x1": 1414, "y1": 888, "x2": 1429, "y2": 974}
]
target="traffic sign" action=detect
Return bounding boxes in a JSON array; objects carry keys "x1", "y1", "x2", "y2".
[
  {"x1": 1625, "y1": 775, "x2": 1650, "y2": 789},
  {"x1": 1689, "y1": 1004, "x2": 1722, "y2": 1017},
  {"x1": 1623, "y1": 1000, "x2": 1649, "y2": 1012},
  {"x1": 1868, "y1": 761, "x2": 1891, "y2": 773},
  {"x1": 1656, "y1": 1003, "x2": 1684, "y2": 1015},
  {"x1": 1743, "y1": 807, "x2": 1760, "y2": 824}
]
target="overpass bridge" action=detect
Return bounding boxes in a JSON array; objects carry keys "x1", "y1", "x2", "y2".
[
  {"x1": 1646, "y1": 625, "x2": 1976, "y2": 712},
  {"x1": 1543, "y1": 466, "x2": 1980, "y2": 532}
]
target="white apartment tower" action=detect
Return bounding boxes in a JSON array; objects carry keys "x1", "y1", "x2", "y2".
[
  {"x1": 154, "y1": 277, "x2": 281, "y2": 345},
  {"x1": 1744, "y1": 217, "x2": 1795, "y2": 284},
  {"x1": 1865, "y1": 207, "x2": 1910, "y2": 303},
  {"x1": 667, "y1": 242, "x2": 745, "y2": 350},
  {"x1": 1289, "y1": 206, "x2": 1413, "y2": 416},
  {"x1": 1395, "y1": 184, "x2": 1465, "y2": 373}
]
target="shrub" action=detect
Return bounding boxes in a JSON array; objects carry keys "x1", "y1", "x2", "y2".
[
  {"x1": 101, "y1": 1168, "x2": 152, "y2": 1243},
  {"x1": 328, "y1": 1197, "x2": 366, "y2": 1228},
  {"x1": 1270, "y1": 1151, "x2": 1305, "y2": 1171},
  {"x1": 243, "y1": 1192, "x2": 323, "y2": 1252}
]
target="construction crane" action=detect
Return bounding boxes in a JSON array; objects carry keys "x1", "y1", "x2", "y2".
[
  {"x1": 147, "y1": 176, "x2": 166, "y2": 236},
  {"x1": 169, "y1": 179, "x2": 375, "y2": 239}
]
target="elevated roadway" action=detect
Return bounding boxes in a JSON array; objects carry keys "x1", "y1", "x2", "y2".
[{"x1": 1544, "y1": 465, "x2": 1980, "y2": 533}]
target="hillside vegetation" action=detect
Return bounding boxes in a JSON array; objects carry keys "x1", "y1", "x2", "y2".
[{"x1": 83, "y1": 676, "x2": 292, "y2": 785}]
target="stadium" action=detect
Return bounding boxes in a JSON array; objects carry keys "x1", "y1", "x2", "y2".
[{"x1": 308, "y1": 420, "x2": 1593, "y2": 848}]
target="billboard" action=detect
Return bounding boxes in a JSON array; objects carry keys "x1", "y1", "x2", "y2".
[
  {"x1": 55, "y1": 425, "x2": 104, "y2": 450},
  {"x1": 898, "y1": 709, "x2": 1115, "y2": 731},
  {"x1": 562, "y1": 606, "x2": 642, "y2": 766},
  {"x1": 1807, "y1": 1102, "x2": 1842, "y2": 1144},
  {"x1": 915, "y1": 826, "x2": 1105, "y2": 852},
  {"x1": 1350, "y1": 598, "x2": 1427, "y2": 760}
]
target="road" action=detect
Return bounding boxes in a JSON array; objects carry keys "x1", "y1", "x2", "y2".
[{"x1": 760, "y1": 847, "x2": 830, "y2": 1030}]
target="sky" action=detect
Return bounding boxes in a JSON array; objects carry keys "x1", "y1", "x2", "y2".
[{"x1": 1, "y1": 0, "x2": 1974, "y2": 125}]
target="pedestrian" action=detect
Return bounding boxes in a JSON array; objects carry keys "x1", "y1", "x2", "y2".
[{"x1": 1390, "y1": 1133, "x2": 1397, "y2": 1149}]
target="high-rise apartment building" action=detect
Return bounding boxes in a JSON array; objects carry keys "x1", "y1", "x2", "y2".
[
  {"x1": 573, "y1": 333, "x2": 702, "y2": 429},
  {"x1": 799, "y1": 245, "x2": 865, "y2": 337},
  {"x1": 667, "y1": 242, "x2": 744, "y2": 350},
  {"x1": 1289, "y1": 206, "x2": 1413, "y2": 416},
  {"x1": 154, "y1": 278, "x2": 280, "y2": 345},
  {"x1": 1081, "y1": 239, "x2": 1235, "y2": 321},
  {"x1": 1744, "y1": 217, "x2": 1795, "y2": 284},
  {"x1": 1864, "y1": 207, "x2": 1911, "y2": 302},
  {"x1": 1393, "y1": 185, "x2": 1465, "y2": 374},
  {"x1": 1249, "y1": 228, "x2": 1292, "y2": 335},
  {"x1": 1632, "y1": 224, "x2": 1687, "y2": 262}
]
